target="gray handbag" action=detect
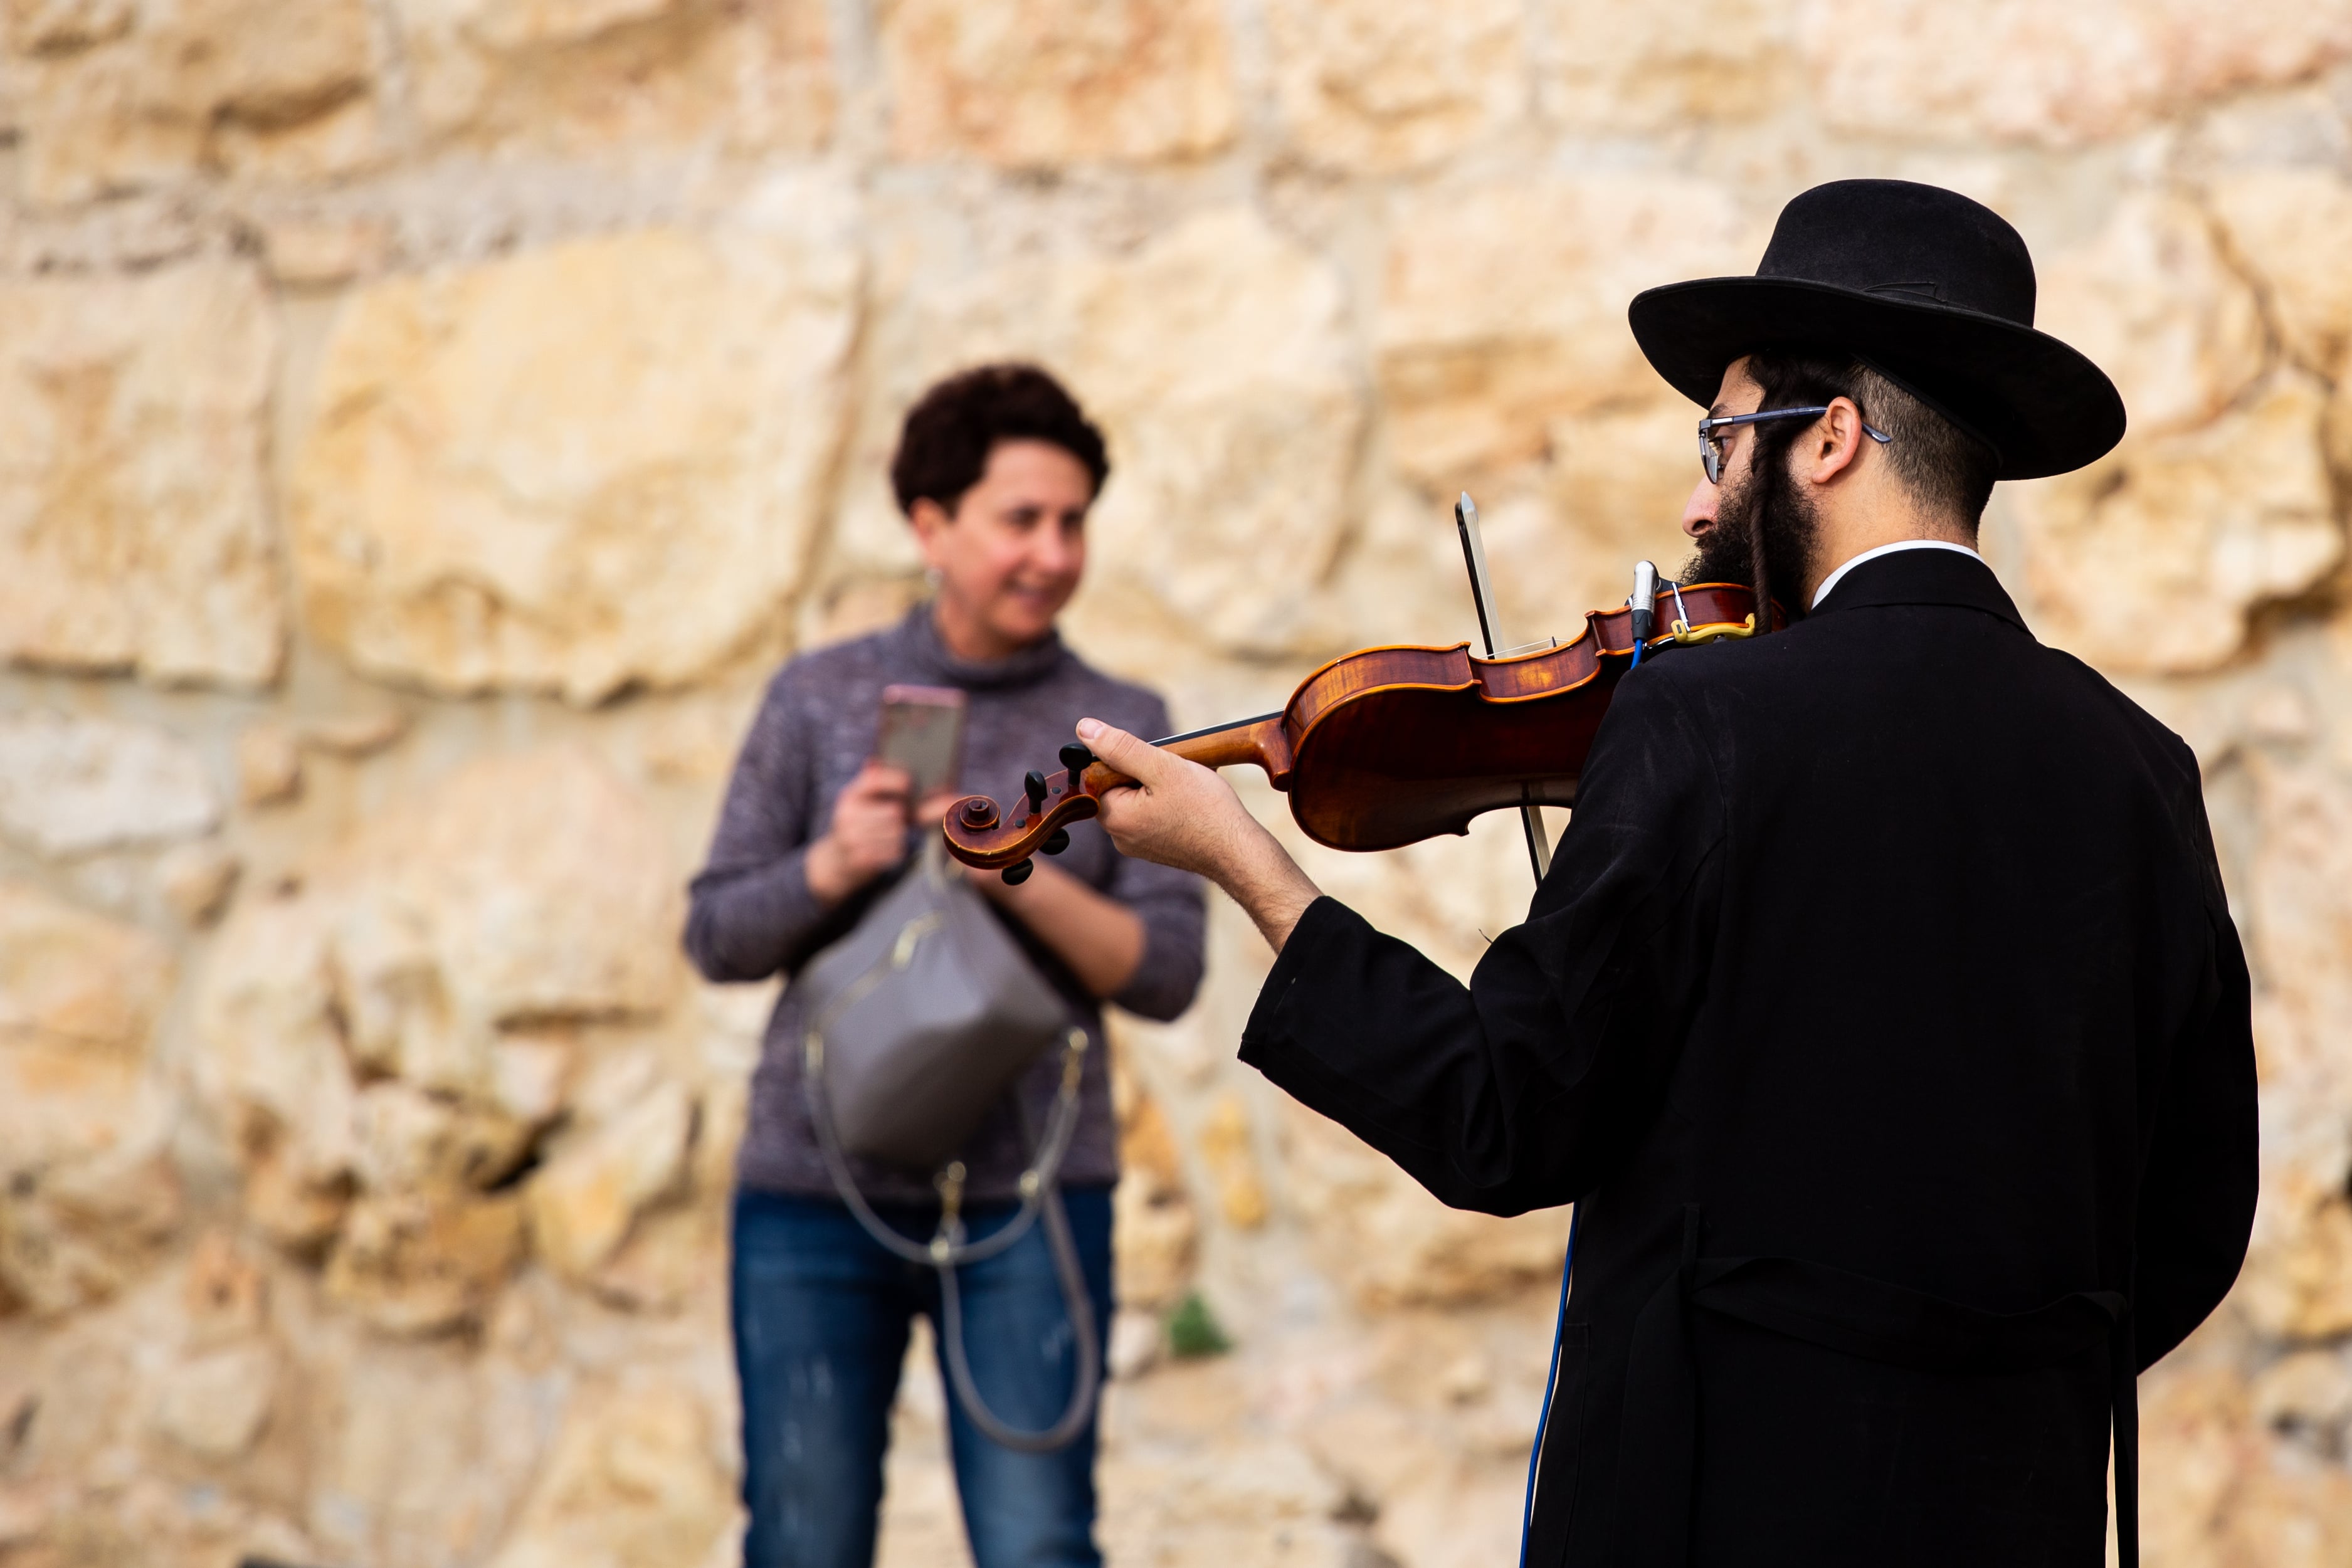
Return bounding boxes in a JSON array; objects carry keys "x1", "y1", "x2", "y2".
[
  {"x1": 798, "y1": 838, "x2": 1102, "y2": 1452},
  {"x1": 798, "y1": 836, "x2": 1071, "y2": 1169}
]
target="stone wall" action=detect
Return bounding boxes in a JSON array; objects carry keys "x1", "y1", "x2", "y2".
[{"x1": 1, "y1": 3, "x2": 2350, "y2": 1565}]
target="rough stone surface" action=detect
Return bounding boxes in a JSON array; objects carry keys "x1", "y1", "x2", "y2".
[
  {"x1": 1376, "y1": 174, "x2": 1751, "y2": 485},
  {"x1": 0, "y1": 712, "x2": 220, "y2": 857},
  {"x1": 2209, "y1": 166, "x2": 2352, "y2": 376},
  {"x1": 2012, "y1": 372, "x2": 2341, "y2": 673},
  {"x1": 880, "y1": 0, "x2": 1237, "y2": 165},
  {"x1": 1805, "y1": 0, "x2": 2352, "y2": 147},
  {"x1": 292, "y1": 226, "x2": 861, "y2": 703},
  {"x1": 0, "y1": 880, "x2": 176, "y2": 1176},
  {"x1": 2035, "y1": 191, "x2": 2270, "y2": 440},
  {"x1": 8, "y1": 0, "x2": 381, "y2": 204},
  {"x1": 485, "y1": 1384, "x2": 735, "y2": 1568},
  {"x1": 526, "y1": 1076, "x2": 692, "y2": 1280},
  {"x1": 1263, "y1": 0, "x2": 1523, "y2": 171},
  {"x1": 1282, "y1": 1098, "x2": 1570, "y2": 1310},
  {"x1": 398, "y1": 0, "x2": 836, "y2": 157},
  {"x1": 6, "y1": 3, "x2": 2352, "y2": 1562},
  {"x1": 0, "y1": 263, "x2": 283, "y2": 687},
  {"x1": 1536, "y1": 0, "x2": 1799, "y2": 130}
]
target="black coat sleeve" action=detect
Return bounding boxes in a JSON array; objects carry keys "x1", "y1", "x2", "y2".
[
  {"x1": 1238, "y1": 665, "x2": 1726, "y2": 1215},
  {"x1": 2131, "y1": 801, "x2": 2260, "y2": 1368}
]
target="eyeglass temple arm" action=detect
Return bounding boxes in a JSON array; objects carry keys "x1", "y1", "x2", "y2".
[{"x1": 1703, "y1": 406, "x2": 1892, "y2": 443}]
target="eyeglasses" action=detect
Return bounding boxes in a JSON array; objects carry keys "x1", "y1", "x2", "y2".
[{"x1": 1698, "y1": 406, "x2": 1892, "y2": 485}]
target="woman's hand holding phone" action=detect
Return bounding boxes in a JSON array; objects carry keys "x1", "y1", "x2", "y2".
[{"x1": 806, "y1": 762, "x2": 915, "y2": 906}]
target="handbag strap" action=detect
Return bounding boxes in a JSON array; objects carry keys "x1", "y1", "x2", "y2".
[{"x1": 804, "y1": 1013, "x2": 1102, "y2": 1452}]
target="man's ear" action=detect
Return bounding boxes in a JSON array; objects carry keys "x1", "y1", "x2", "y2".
[{"x1": 1805, "y1": 397, "x2": 1870, "y2": 486}]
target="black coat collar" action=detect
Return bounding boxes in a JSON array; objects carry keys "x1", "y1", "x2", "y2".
[{"x1": 1806, "y1": 545, "x2": 2028, "y2": 633}]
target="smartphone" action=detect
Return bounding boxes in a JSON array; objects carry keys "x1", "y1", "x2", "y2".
[{"x1": 876, "y1": 684, "x2": 968, "y2": 801}]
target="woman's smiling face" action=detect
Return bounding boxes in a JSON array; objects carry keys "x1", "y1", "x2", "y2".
[{"x1": 912, "y1": 438, "x2": 1095, "y2": 661}]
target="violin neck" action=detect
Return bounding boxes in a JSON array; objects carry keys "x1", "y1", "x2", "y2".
[{"x1": 1151, "y1": 710, "x2": 1295, "y2": 788}]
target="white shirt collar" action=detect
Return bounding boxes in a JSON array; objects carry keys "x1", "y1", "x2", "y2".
[{"x1": 1810, "y1": 539, "x2": 1984, "y2": 611}]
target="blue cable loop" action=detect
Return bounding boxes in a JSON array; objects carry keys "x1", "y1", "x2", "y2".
[{"x1": 1516, "y1": 1201, "x2": 1583, "y2": 1568}]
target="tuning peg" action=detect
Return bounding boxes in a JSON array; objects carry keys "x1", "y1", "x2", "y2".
[
  {"x1": 1058, "y1": 742, "x2": 1095, "y2": 774},
  {"x1": 1023, "y1": 770, "x2": 1049, "y2": 810},
  {"x1": 1001, "y1": 858, "x2": 1035, "y2": 885},
  {"x1": 1041, "y1": 828, "x2": 1071, "y2": 856}
]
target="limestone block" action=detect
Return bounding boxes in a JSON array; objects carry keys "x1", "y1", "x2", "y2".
[
  {"x1": 880, "y1": 0, "x2": 1236, "y2": 166},
  {"x1": 0, "y1": 880, "x2": 175, "y2": 1176},
  {"x1": 181, "y1": 1228, "x2": 270, "y2": 1345},
  {"x1": 324, "y1": 1189, "x2": 527, "y2": 1335},
  {"x1": 193, "y1": 888, "x2": 362, "y2": 1213},
  {"x1": 2136, "y1": 1365, "x2": 2251, "y2": 1565},
  {"x1": 2011, "y1": 373, "x2": 2341, "y2": 675},
  {"x1": 2238, "y1": 1163, "x2": 2352, "y2": 1341},
  {"x1": 0, "y1": 264, "x2": 283, "y2": 687},
  {"x1": 156, "y1": 840, "x2": 240, "y2": 926},
  {"x1": 0, "y1": 1142, "x2": 179, "y2": 1316},
  {"x1": 341, "y1": 746, "x2": 686, "y2": 1041},
  {"x1": 237, "y1": 722, "x2": 303, "y2": 808},
  {"x1": 525, "y1": 1078, "x2": 692, "y2": 1280},
  {"x1": 2250, "y1": 1349, "x2": 2352, "y2": 1446},
  {"x1": 1377, "y1": 174, "x2": 1751, "y2": 485},
  {"x1": 0, "y1": 713, "x2": 219, "y2": 858},
  {"x1": 1536, "y1": 0, "x2": 1799, "y2": 130},
  {"x1": 292, "y1": 228, "x2": 860, "y2": 703},
  {"x1": 153, "y1": 1342, "x2": 277, "y2": 1459},
  {"x1": 1196, "y1": 1095, "x2": 1267, "y2": 1230},
  {"x1": 1263, "y1": 0, "x2": 1524, "y2": 171},
  {"x1": 486, "y1": 1384, "x2": 734, "y2": 1568},
  {"x1": 1280, "y1": 1098, "x2": 1569, "y2": 1308},
  {"x1": 1096, "y1": 1435, "x2": 1355, "y2": 1568},
  {"x1": 2209, "y1": 167, "x2": 2352, "y2": 377},
  {"x1": 2035, "y1": 192, "x2": 2268, "y2": 441},
  {"x1": 1803, "y1": 0, "x2": 2352, "y2": 147},
  {"x1": 352, "y1": 1083, "x2": 534, "y2": 1196},
  {"x1": 194, "y1": 745, "x2": 683, "y2": 1243},
  {"x1": 396, "y1": 0, "x2": 833, "y2": 156},
  {"x1": 1113, "y1": 1081, "x2": 1196, "y2": 1310},
  {"x1": 9, "y1": 0, "x2": 380, "y2": 203}
]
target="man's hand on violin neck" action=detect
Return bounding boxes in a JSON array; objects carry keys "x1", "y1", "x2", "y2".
[{"x1": 1077, "y1": 717, "x2": 1321, "y2": 953}]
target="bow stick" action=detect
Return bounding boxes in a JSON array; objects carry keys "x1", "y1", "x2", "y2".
[{"x1": 1454, "y1": 493, "x2": 1553, "y2": 884}]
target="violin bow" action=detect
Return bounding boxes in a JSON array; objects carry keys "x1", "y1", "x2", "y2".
[{"x1": 1453, "y1": 493, "x2": 1554, "y2": 884}]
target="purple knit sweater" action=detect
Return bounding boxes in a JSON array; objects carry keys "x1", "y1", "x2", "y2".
[{"x1": 685, "y1": 605, "x2": 1208, "y2": 1203}]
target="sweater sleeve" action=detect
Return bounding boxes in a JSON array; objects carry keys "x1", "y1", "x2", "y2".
[
  {"x1": 683, "y1": 670, "x2": 837, "y2": 983},
  {"x1": 1237, "y1": 666, "x2": 1726, "y2": 1215}
]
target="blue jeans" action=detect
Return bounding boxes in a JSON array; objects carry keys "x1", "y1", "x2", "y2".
[{"x1": 730, "y1": 1188, "x2": 1115, "y2": 1568}]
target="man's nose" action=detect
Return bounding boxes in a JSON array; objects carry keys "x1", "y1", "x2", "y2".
[{"x1": 1679, "y1": 475, "x2": 1718, "y2": 540}]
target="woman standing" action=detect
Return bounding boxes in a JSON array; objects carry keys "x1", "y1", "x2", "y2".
[{"x1": 686, "y1": 365, "x2": 1206, "y2": 1568}]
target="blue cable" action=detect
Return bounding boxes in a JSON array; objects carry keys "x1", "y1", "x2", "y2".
[{"x1": 1516, "y1": 1201, "x2": 1584, "y2": 1568}]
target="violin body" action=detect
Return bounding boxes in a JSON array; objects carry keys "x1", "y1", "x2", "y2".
[{"x1": 942, "y1": 581, "x2": 1773, "y2": 873}]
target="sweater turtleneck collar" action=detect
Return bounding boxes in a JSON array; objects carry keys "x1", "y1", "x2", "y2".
[{"x1": 896, "y1": 601, "x2": 1071, "y2": 691}]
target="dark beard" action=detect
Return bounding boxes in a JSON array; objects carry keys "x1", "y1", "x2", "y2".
[{"x1": 1681, "y1": 450, "x2": 1819, "y2": 618}]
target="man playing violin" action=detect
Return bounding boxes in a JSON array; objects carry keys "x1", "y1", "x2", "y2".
[{"x1": 1072, "y1": 181, "x2": 2256, "y2": 1566}]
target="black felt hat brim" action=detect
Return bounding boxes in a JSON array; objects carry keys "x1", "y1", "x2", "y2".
[{"x1": 1629, "y1": 276, "x2": 2126, "y2": 481}]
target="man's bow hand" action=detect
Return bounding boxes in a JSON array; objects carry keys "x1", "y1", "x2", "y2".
[{"x1": 1076, "y1": 717, "x2": 1322, "y2": 953}]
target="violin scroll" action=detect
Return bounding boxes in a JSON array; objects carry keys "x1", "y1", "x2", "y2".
[{"x1": 944, "y1": 752, "x2": 1127, "y2": 877}]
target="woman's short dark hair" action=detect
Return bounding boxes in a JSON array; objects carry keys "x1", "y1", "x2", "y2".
[{"x1": 889, "y1": 364, "x2": 1110, "y2": 517}]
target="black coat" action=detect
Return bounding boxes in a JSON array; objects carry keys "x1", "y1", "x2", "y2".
[{"x1": 1240, "y1": 549, "x2": 2257, "y2": 1567}]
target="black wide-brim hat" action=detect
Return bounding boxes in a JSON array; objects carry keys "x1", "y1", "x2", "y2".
[{"x1": 1628, "y1": 180, "x2": 2125, "y2": 481}]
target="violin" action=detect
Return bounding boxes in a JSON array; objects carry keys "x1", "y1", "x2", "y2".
[{"x1": 941, "y1": 577, "x2": 1780, "y2": 880}]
